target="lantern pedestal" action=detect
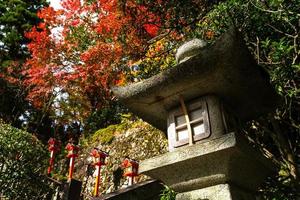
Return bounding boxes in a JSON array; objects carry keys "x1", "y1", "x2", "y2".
[
  {"x1": 176, "y1": 183, "x2": 253, "y2": 200},
  {"x1": 139, "y1": 132, "x2": 276, "y2": 200}
]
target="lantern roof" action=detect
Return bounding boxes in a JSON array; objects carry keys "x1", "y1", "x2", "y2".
[
  {"x1": 122, "y1": 158, "x2": 139, "y2": 168},
  {"x1": 91, "y1": 148, "x2": 109, "y2": 157},
  {"x1": 65, "y1": 143, "x2": 79, "y2": 152},
  {"x1": 112, "y1": 28, "x2": 280, "y2": 133}
]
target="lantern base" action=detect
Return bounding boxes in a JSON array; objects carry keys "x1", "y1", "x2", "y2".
[
  {"x1": 139, "y1": 132, "x2": 276, "y2": 198},
  {"x1": 176, "y1": 183, "x2": 254, "y2": 200}
]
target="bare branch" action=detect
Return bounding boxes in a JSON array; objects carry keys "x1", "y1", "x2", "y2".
[{"x1": 266, "y1": 24, "x2": 295, "y2": 38}]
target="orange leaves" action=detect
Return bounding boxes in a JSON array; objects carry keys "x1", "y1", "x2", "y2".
[
  {"x1": 99, "y1": 0, "x2": 118, "y2": 12},
  {"x1": 0, "y1": 61, "x2": 22, "y2": 86},
  {"x1": 96, "y1": 14, "x2": 120, "y2": 36},
  {"x1": 24, "y1": 22, "x2": 62, "y2": 108},
  {"x1": 205, "y1": 30, "x2": 215, "y2": 40},
  {"x1": 77, "y1": 41, "x2": 123, "y2": 93},
  {"x1": 37, "y1": 6, "x2": 62, "y2": 26},
  {"x1": 23, "y1": 0, "x2": 165, "y2": 114},
  {"x1": 37, "y1": 22, "x2": 46, "y2": 30},
  {"x1": 25, "y1": 24, "x2": 53, "y2": 60},
  {"x1": 93, "y1": 0, "x2": 127, "y2": 38},
  {"x1": 71, "y1": 19, "x2": 80, "y2": 27},
  {"x1": 114, "y1": 72, "x2": 126, "y2": 86},
  {"x1": 141, "y1": 7, "x2": 161, "y2": 37},
  {"x1": 22, "y1": 64, "x2": 54, "y2": 108},
  {"x1": 62, "y1": 0, "x2": 82, "y2": 13},
  {"x1": 143, "y1": 24, "x2": 159, "y2": 37},
  {"x1": 124, "y1": 0, "x2": 161, "y2": 38}
]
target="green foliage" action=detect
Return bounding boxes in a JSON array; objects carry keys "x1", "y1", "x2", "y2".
[
  {"x1": 0, "y1": 120, "x2": 54, "y2": 199},
  {"x1": 128, "y1": 0, "x2": 299, "y2": 198},
  {"x1": 189, "y1": 0, "x2": 300, "y2": 198},
  {"x1": 260, "y1": 176, "x2": 298, "y2": 200},
  {"x1": 92, "y1": 125, "x2": 117, "y2": 144},
  {"x1": 84, "y1": 100, "x2": 125, "y2": 136},
  {"x1": 0, "y1": 0, "x2": 48, "y2": 61},
  {"x1": 160, "y1": 185, "x2": 177, "y2": 200},
  {"x1": 90, "y1": 114, "x2": 133, "y2": 144},
  {"x1": 0, "y1": 0, "x2": 50, "y2": 137},
  {"x1": 132, "y1": 38, "x2": 178, "y2": 80}
]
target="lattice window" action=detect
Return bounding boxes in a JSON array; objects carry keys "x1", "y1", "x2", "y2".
[{"x1": 168, "y1": 97, "x2": 210, "y2": 148}]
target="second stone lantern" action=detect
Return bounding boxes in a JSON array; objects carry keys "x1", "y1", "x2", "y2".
[{"x1": 112, "y1": 28, "x2": 280, "y2": 200}]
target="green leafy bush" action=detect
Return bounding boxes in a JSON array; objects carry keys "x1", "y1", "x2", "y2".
[
  {"x1": 0, "y1": 121, "x2": 54, "y2": 199},
  {"x1": 90, "y1": 113, "x2": 133, "y2": 144},
  {"x1": 92, "y1": 125, "x2": 117, "y2": 144},
  {"x1": 160, "y1": 185, "x2": 177, "y2": 200},
  {"x1": 190, "y1": 0, "x2": 300, "y2": 198}
]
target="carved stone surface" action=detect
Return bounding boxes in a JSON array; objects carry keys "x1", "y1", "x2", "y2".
[
  {"x1": 112, "y1": 28, "x2": 280, "y2": 133},
  {"x1": 176, "y1": 184, "x2": 254, "y2": 200},
  {"x1": 139, "y1": 132, "x2": 276, "y2": 193}
]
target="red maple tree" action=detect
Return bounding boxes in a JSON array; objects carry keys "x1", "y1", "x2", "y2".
[
  {"x1": 23, "y1": 0, "x2": 163, "y2": 122},
  {"x1": 22, "y1": 0, "x2": 206, "y2": 127}
]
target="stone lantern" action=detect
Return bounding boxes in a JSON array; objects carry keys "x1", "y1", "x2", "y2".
[
  {"x1": 91, "y1": 148, "x2": 109, "y2": 197},
  {"x1": 65, "y1": 142, "x2": 79, "y2": 182},
  {"x1": 112, "y1": 28, "x2": 280, "y2": 200},
  {"x1": 47, "y1": 138, "x2": 61, "y2": 175},
  {"x1": 91, "y1": 148, "x2": 109, "y2": 166},
  {"x1": 122, "y1": 158, "x2": 139, "y2": 185}
]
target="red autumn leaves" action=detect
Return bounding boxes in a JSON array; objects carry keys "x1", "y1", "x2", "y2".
[{"x1": 17, "y1": 0, "x2": 162, "y2": 116}]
